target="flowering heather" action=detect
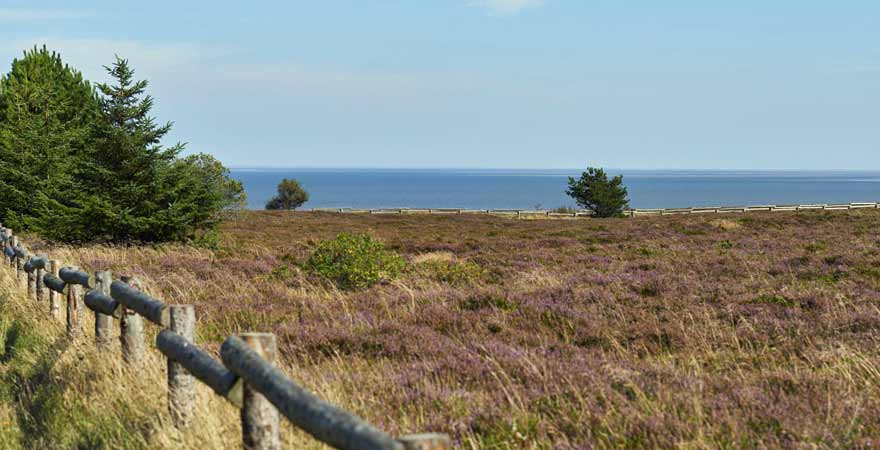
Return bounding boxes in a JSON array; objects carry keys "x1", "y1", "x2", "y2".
[{"x1": 19, "y1": 209, "x2": 880, "y2": 448}]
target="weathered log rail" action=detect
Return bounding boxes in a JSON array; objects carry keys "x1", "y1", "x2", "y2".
[
  {"x1": 310, "y1": 201, "x2": 880, "y2": 218},
  {"x1": 0, "y1": 223, "x2": 449, "y2": 450}
]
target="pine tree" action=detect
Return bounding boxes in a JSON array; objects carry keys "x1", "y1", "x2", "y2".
[
  {"x1": 0, "y1": 46, "x2": 99, "y2": 239},
  {"x1": 1, "y1": 51, "x2": 244, "y2": 243},
  {"x1": 265, "y1": 178, "x2": 309, "y2": 210},
  {"x1": 84, "y1": 56, "x2": 244, "y2": 242},
  {"x1": 566, "y1": 167, "x2": 629, "y2": 218},
  {"x1": 87, "y1": 56, "x2": 184, "y2": 241}
]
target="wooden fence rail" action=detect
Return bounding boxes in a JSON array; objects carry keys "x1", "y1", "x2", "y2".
[
  {"x1": 0, "y1": 223, "x2": 449, "y2": 450},
  {"x1": 221, "y1": 335, "x2": 414, "y2": 450},
  {"x1": 310, "y1": 201, "x2": 880, "y2": 218}
]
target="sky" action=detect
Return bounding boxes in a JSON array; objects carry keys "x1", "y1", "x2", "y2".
[{"x1": 0, "y1": 1, "x2": 878, "y2": 170}]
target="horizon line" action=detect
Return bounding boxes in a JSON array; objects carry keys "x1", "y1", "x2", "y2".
[{"x1": 227, "y1": 166, "x2": 880, "y2": 172}]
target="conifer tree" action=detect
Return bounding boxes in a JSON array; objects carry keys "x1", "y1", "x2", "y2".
[
  {"x1": 1, "y1": 51, "x2": 244, "y2": 243},
  {"x1": 0, "y1": 46, "x2": 99, "y2": 239},
  {"x1": 86, "y1": 56, "x2": 184, "y2": 241},
  {"x1": 266, "y1": 178, "x2": 309, "y2": 210},
  {"x1": 566, "y1": 167, "x2": 629, "y2": 218},
  {"x1": 84, "y1": 56, "x2": 244, "y2": 242}
]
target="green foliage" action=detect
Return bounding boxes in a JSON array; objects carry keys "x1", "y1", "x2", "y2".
[
  {"x1": 566, "y1": 167, "x2": 629, "y2": 218},
  {"x1": 804, "y1": 241, "x2": 828, "y2": 253},
  {"x1": 635, "y1": 247, "x2": 660, "y2": 257},
  {"x1": 416, "y1": 259, "x2": 488, "y2": 285},
  {"x1": 304, "y1": 233, "x2": 406, "y2": 289},
  {"x1": 0, "y1": 46, "x2": 99, "y2": 238},
  {"x1": 265, "y1": 178, "x2": 308, "y2": 210},
  {"x1": 85, "y1": 57, "x2": 187, "y2": 241},
  {"x1": 188, "y1": 228, "x2": 223, "y2": 250},
  {"x1": 155, "y1": 153, "x2": 246, "y2": 241},
  {"x1": 0, "y1": 50, "x2": 243, "y2": 243}
]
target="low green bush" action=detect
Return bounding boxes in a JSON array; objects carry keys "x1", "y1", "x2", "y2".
[{"x1": 304, "y1": 233, "x2": 406, "y2": 289}]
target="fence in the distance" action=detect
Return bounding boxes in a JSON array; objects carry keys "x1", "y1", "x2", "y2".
[
  {"x1": 310, "y1": 201, "x2": 880, "y2": 218},
  {"x1": 0, "y1": 224, "x2": 449, "y2": 450}
]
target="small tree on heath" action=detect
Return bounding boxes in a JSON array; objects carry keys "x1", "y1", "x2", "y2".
[
  {"x1": 566, "y1": 167, "x2": 629, "y2": 218},
  {"x1": 266, "y1": 178, "x2": 309, "y2": 210}
]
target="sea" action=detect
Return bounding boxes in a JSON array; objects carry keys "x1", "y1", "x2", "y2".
[{"x1": 230, "y1": 169, "x2": 880, "y2": 211}]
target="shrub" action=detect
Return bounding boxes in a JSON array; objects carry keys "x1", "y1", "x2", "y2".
[
  {"x1": 566, "y1": 167, "x2": 629, "y2": 218},
  {"x1": 266, "y1": 178, "x2": 309, "y2": 210},
  {"x1": 304, "y1": 233, "x2": 406, "y2": 289}
]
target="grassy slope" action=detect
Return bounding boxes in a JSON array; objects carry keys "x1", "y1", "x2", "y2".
[
  {"x1": 0, "y1": 261, "x2": 328, "y2": 449},
  {"x1": 2, "y1": 210, "x2": 880, "y2": 448}
]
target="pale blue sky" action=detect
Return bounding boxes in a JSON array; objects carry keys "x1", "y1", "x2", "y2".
[{"x1": 1, "y1": 1, "x2": 878, "y2": 169}]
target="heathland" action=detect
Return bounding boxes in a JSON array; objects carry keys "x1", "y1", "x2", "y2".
[{"x1": 2, "y1": 210, "x2": 880, "y2": 448}]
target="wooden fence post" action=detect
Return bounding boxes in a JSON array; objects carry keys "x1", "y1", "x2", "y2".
[
  {"x1": 5, "y1": 231, "x2": 13, "y2": 266},
  {"x1": 27, "y1": 256, "x2": 36, "y2": 300},
  {"x1": 48, "y1": 260, "x2": 62, "y2": 320},
  {"x1": 119, "y1": 276, "x2": 145, "y2": 366},
  {"x1": 1, "y1": 227, "x2": 6, "y2": 264},
  {"x1": 240, "y1": 333, "x2": 280, "y2": 450},
  {"x1": 67, "y1": 279, "x2": 83, "y2": 339},
  {"x1": 35, "y1": 254, "x2": 46, "y2": 303},
  {"x1": 167, "y1": 304, "x2": 196, "y2": 428},
  {"x1": 94, "y1": 271, "x2": 115, "y2": 350},
  {"x1": 12, "y1": 238, "x2": 24, "y2": 288}
]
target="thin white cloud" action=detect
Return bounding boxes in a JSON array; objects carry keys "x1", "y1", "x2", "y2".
[
  {"x1": 472, "y1": 0, "x2": 545, "y2": 15},
  {"x1": 0, "y1": 38, "x2": 483, "y2": 100},
  {"x1": 0, "y1": 36, "x2": 564, "y2": 121},
  {"x1": 1, "y1": 37, "x2": 230, "y2": 83},
  {"x1": 0, "y1": 8, "x2": 92, "y2": 21}
]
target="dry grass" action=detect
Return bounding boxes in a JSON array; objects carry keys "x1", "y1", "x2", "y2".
[
  {"x1": 3, "y1": 209, "x2": 880, "y2": 448},
  {"x1": 412, "y1": 251, "x2": 457, "y2": 264},
  {"x1": 709, "y1": 218, "x2": 741, "y2": 230}
]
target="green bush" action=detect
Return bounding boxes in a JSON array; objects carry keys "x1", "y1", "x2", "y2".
[{"x1": 304, "y1": 233, "x2": 406, "y2": 289}]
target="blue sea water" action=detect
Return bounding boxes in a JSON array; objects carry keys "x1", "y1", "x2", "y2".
[{"x1": 230, "y1": 169, "x2": 880, "y2": 211}]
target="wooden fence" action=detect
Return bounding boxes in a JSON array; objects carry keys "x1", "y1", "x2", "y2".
[
  {"x1": 311, "y1": 202, "x2": 880, "y2": 218},
  {"x1": 0, "y1": 224, "x2": 449, "y2": 450}
]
